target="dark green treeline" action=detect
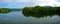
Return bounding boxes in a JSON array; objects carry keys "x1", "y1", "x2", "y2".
[{"x1": 22, "y1": 6, "x2": 60, "y2": 18}]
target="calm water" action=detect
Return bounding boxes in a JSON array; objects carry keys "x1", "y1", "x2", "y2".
[{"x1": 0, "y1": 11, "x2": 60, "y2": 24}]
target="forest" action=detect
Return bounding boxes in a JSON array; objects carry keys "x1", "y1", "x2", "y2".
[
  {"x1": 0, "y1": 8, "x2": 11, "y2": 13},
  {"x1": 22, "y1": 6, "x2": 60, "y2": 17}
]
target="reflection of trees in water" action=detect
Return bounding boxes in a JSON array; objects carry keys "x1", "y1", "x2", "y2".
[
  {"x1": 22, "y1": 12, "x2": 60, "y2": 18},
  {"x1": 0, "y1": 11, "x2": 10, "y2": 14}
]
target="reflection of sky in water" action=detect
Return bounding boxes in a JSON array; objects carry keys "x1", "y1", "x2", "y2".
[{"x1": 0, "y1": 11, "x2": 60, "y2": 24}]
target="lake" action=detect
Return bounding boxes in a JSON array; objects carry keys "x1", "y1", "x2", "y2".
[{"x1": 0, "y1": 11, "x2": 60, "y2": 24}]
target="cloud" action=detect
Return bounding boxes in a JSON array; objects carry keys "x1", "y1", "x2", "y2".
[
  {"x1": 0, "y1": 0, "x2": 60, "y2": 8},
  {"x1": 34, "y1": 0, "x2": 60, "y2": 6}
]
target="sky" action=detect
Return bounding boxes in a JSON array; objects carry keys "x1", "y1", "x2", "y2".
[{"x1": 0, "y1": 0, "x2": 60, "y2": 8}]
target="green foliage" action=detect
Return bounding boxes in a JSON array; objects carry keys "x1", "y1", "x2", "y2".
[
  {"x1": 22, "y1": 6, "x2": 60, "y2": 18},
  {"x1": 0, "y1": 8, "x2": 11, "y2": 13},
  {"x1": 22, "y1": 6, "x2": 60, "y2": 14}
]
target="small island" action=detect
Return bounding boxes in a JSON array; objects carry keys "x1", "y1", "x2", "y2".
[
  {"x1": 0, "y1": 8, "x2": 11, "y2": 13},
  {"x1": 0, "y1": 8, "x2": 21, "y2": 14}
]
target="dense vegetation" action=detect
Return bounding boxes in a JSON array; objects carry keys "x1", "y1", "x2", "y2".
[
  {"x1": 0, "y1": 8, "x2": 21, "y2": 14},
  {"x1": 0, "y1": 8, "x2": 11, "y2": 13},
  {"x1": 22, "y1": 6, "x2": 60, "y2": 18}
]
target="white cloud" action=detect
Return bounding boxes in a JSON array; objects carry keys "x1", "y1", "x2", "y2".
[{"x1": 34, "y1": 0, "x2": 60, "y2": 6}]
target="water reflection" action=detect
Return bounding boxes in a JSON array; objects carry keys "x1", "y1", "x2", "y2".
[
  {"x1": 0, "y1": 10, "x2": 60, "y2": 24},
  {"x1": 22, "y1": 12, "x2": 60, "y2": 18}
]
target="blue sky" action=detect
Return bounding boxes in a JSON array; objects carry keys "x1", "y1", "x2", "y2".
[{"x1": 0, "y1": 0, "x2": 60, "y2": 8}]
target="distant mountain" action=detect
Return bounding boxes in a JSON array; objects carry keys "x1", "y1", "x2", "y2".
[{"x1": 10, "y1": 9, "x2": 21, "y2": 11}]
